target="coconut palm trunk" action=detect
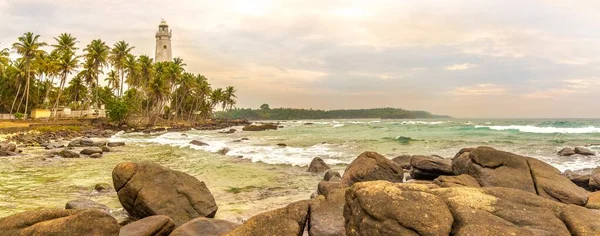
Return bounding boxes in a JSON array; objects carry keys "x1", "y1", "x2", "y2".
[
  {"x1": 51, "y1": 74, "x2": 67, "y2": 121},
  {"x1": 10, "y1": 83, "x2": 22, "y2": 116},
  {"x1": 23, "y1": 64, "x2": 31, "y2": 119}
]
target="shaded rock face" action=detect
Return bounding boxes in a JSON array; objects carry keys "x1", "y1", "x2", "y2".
[
  {"x1": 575, "y1": 146, "x2": 596, "y2": 156},
  {"x1": 391, "y1": 155, "x2": 412, "y2": 169},
  {"x1": 65, "y1": 199, "x2": 110, "y2": 213},
  {"x1": 59, "y1": 149, "x2": 80, "y2": 158},
  {"x1": 340, "y1": 151, "x2": 404, "y2": 187},
  {"x1": 108, "y1": 141, "x2": 126, "y2": 147},
  {"x1": 101, "y1": 146, "x2": 111, "y2": 152},
  {"x1": 119, "y1": 215, "x2": 175, "y2": 236},
  {"x1": 189, "y1": 140, "x2": 208, "y2": 146},
  {"x1": 318, "y1": 180, "x2": 341, "y2": 197},
  {"x1": 0, "y1": 142, "x2": 17, "y2": 152},
  {"x1": 410, "y1": 156, "x2": 454, "y2": 180},
  {"x1": 323, "y1": 170, "x2": 341, "y2": 181},
  {"x1": 81, "y1": 147, "x2": 103, "y2": 155},
  {"x1": 170, "y1": 218, "x2": 239, "y2": 236},
  {"x1": 452, "y1": 146, "x2": 588, "y2": 205},
  {"x1": 433, "y1": 174, "x2": 481, "y2": 188},
  {"x1": 112, "y1": 162, "x2": 218, "y2": 226},
  {"x1": 0, "y1": 209, "x2": 119, "y2": 235},
  {"x1": 344, "y1": 181, "x2": 453, "y2": 236},
  {"x1": 224, "y1": 200, "x2": 310, "y2": 236},
  {"x1": 241, "y1": 123, "x2": 278, "y2": 131},
  {"x1": 588, "y1": 167, "x2": 600, "y2": 191},
  {"x1": 309, "y1": 188, "x2": 347, "y2": 236},
  {"x1": 558, "y1": 147, "x2": 576, "y2": 156},
  {"x1": 90, "y1": 153, "x2": 103, "y2": 158},
  {"x1": 307, "y1": 157, "x2": 331, "y2": 173}
]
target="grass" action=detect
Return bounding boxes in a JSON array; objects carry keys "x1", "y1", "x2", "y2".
[
  {"x1": 225, "y1": 185, "x2": 259, "y2": 194},
  {"x1": 32, "y1": 125, "x2": 82, "y2": 132}
]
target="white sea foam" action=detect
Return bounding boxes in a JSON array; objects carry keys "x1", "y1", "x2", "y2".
[
  {"x1": 475, "y1": 125, "x2": 600, "y2": 134},
  {"x1": 401, "y1": 121, "x2": 445, "y2": 125},
  {"x1": 333, "y1": 124, "x2": 345, "y2": 128},
  {"x1": 226, "y1": 143, "x2": 349, "y2": 166}
]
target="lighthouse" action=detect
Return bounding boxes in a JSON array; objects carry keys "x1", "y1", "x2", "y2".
[{"x1": 155, "y1": 19, "x2": 172, "y2": 62}]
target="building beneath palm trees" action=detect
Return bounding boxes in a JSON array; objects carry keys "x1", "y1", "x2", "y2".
[{"x1": 155, "y1": 19, "x2": 172, "y2": 62}]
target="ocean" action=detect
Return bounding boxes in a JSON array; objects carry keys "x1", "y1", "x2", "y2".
[{"x1": 112, "y1": 118, "x2": 600, "y2": 172}]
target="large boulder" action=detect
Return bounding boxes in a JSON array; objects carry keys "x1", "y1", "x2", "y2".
[
  {"x1": 344, "y1": 181, "x2": 453, "y2": 236},
  {"x1": 119, "y1": 215, "x2": 175, "y2": 236},
  {"x1": 309, "y1": 188, "x2": 347, "y2": 236},
  {"x1": 391, "y1": 154, "x2": 413, "y2": 169},
  {"x1": 112, "y1": 162, "x2": 218, "y2": 226},
  {"x1": 81, "y1": 147, "x2": 103, "y2": 155},
  {"x1": 410, "y1": 156, "x2": 454, "y2": 180},
  {"x1": 65, "y1": 199, "x2": 110, "y2": 213},
  {"x1": 307, "y1": 157, "x2": 330, "y2": 173},
  {"x1": 0, "y1": 142, "x2": 17, "y2": 152},
  {"x1": 433, "y1": 174, "x2": 481, "y2": 188},
  {"x1": 558, "y1": 147, "x2": 576, "y2": 156},
  {"x1": 224, "y1": 200, "x2": 310, "y2": 236},
  {"x1": 588, "y1": 167, "x2": 600, "y2": 190},
  {"x1": 340, "y1": 151, "x2": 404, "y2": 187},
  {"x1": 452, "y1": 146, "x2": 588, "y2": 205},
  {"x1": 170, "y1": 218, "x2": 239, "y2": 236},
  {"x1": 575, "y1": 146, "x2": 596, "y2": 156},
  {"x1": 0, "y1": 209, "x2": 119, "y2": 235},
  {"x1": 323, "y1": 170, "x2": 341, "y2": 181},
  {"x1": 241, "y1": 123, "x2": 278, "y2": 131}
]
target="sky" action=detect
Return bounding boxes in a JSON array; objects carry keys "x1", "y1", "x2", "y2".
[{"x1": 1, "y1": 0, "x2": 600, "y2": 118}]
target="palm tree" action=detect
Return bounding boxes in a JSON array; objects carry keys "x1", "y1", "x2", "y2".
[
  {"x1": 105, "y1": 70, "x2": 119, "y2": 92},
  {"x1": 0, "y1": 47, "x2": 9, "y2": 70},
  {"x1": 223, "y1": 86, "x2": 237, "y2": 110},
  {"x1": 83, "y1": 39, "x2": 110, "y2": 108},
  {"x1": 12, "y1": 32, "x2": 48, "y2": 119},
  {"x1": 124, "y1": 54, "x2": 140, "y2": 89},
  {"x1": 109, "y1": 41, "x2": 134, "y2": 97},
  {"x1": 210, "y1": 88, "x2": 224, "y2": 112},
  {"x1": 137, "y1": 55, "x2": 154, "y2": 116},
  {"x1": 66, "y1": 72, "x2": 86, "y2": 104},
  {"x1": 52, "y1": 33, "x2": 78, "y2": 54},
  {"x1": 50, "y1": 51, "x2": 79, "y2": 121}
]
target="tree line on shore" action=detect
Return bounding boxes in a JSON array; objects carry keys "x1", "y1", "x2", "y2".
[
  {"x1": 215, "y1": 104, "x2": 449, "y2": 120},
  {"x1": 0, "y1": 32, "x2": 236, "y2": 124}
]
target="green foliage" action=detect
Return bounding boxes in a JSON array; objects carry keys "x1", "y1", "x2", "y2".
[
  {"x1": 260, "y1": 104, "x2": 270, "y2": 111},
  {"x1": 14, "y1": 113, "x2": 24, "y2": 119},
  {"x1": 216, "y1": 107, "x2": 450, "y2": 120},
  {"x1": 106, "y1": 97, "x2": 131, "y2": 124}
]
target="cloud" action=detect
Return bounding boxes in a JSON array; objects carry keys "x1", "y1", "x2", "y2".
[
  {"x1": 450, "y1": 84, "x2": 507, "y2": 96},
  {"x1": 445, "y1": 63, "x2": 475, "y2": 71}
]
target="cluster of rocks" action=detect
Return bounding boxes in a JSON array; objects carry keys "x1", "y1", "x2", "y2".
[
  {"x1": 4, "y1": 146, "x2": 600, "y2": 235},
  {"x1": 6, "y1": 129, "x2": 117, "y2": 147},
  {"x1": 558, "y1": 146, "x2": 596, "y2": 156},
  {"x1": 0, "y1": 142, "x2": 22, "y2": 156},
  {"x1": 242, "y1": 123, "x2": 279, "y2": 131},
  {"x1": 46, "y1": 138, "x2": 125, "y2": 159}
]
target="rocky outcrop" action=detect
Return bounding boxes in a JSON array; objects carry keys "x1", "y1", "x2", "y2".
[
  {"x1": 80, "y1": 147, "x2": 103, "y2": 155},
  {"x1": 119, "y1": 215, "x2": 175, "y2": 236},
  {"x1": 452, "y1": 146, "x2": 588, "y2": 205},
  {"x1": 307, "y1": 157, "x2": 330, "y2": 173},
  {"x1": 433, "y1": 174, "x2": 481, "y2": 188},
  {"x1": 309, "y1": 188, "x2": 346, "y2": 236},
  {"x1": 65, "y1": 199, "x2": 110, "y2": 213},
  {"x1": 189, "y1": 140, "x2": 209, "y2": 146},
  {"x1": 224, "y1": 200, "x2": 310, "y2": 236},
  {"x1": 558, "y1": 147, "x2": 576, "y2": 156},
  {"x1": 344, "y1": 181, "x2": 453, "y2": 236},
  {"x1": 340, "y1": 151, "x2": 404, "y2": 187},
  {"x1": 0, "y1": 209, "x2": 119, "y2": 235},
  {"x1": 575, "y1": 146, "x2": 596, "y2": 156},
  {"x1": 170, "y1": 218, "x2": 239, "y2": 236},
  {"x1": 410, "y1": 156, "x2": 453, "y2": 180},
  {"x1": 241, "y1": 123, "x2": 278, "y2": 131},
  {"x1": 112, "y1": 162, "x2": 218, "y2": 226}
]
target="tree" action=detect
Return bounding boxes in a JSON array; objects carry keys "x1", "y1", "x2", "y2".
[
  {"x1": 223, "y1": 86, "x2": 237, "y2": 110},
  {"x1": 83, "y1": 39, "x2": 110, "y2": 108},
  {"x1": 11, "y1": 32, "x2": 48, "y2": 119},
  {"x1": 260, "y1": 104, "x2": 270, "y2": 111},
  {"x1": 50, "y1": 51, "x2": 79, "y2": 121},
  {"x1": 52, "y1": 33, "x2": 78, "y2": 54},
  {"x1": 109, "y1": 41, "x2": 134, "y2": 97},
  {"x1": 105, "y1": 70, "x2": 119, "y2": 92}
]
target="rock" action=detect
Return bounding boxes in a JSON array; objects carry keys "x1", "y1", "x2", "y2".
[
  {"x1": 433, "y1": 174, "x2": 481, "y2": 188},
  {"x1": 189, "y1": 140, "x2": 209, "y2": 146},
  {"x1": 240, "y1": 138, "x2": 249, "y2": 141},
  {"x1": 559, "y1": 204, "x2": 600, "y2": 235},
  {"x1": 81, "y1": 147, "x2": 103, "y2": 155},
  {"x1": 80, "y1": 138, "x2": 94, "y2": 147},
  {"x1": 276, "y1": 143, "x2": 287, "y2": 147},
  {"x1": 307, "y1": 157, "x2": 331, "y2": 173},
  {"x1": 59, "y1": 149, "x2": 80, "y2": 158},
  {"x1": 101, "y1": 146, "x2": 111, "y2": 152},
  {"x1": 112, "y1": 162, "x2": 218, "y2": 226},
  {"x1": 218, "y1": 147, "x2": 230, "y2": 155},
  {"x1": 90, "y1": 153, "x2": 103, "y2": 158},
  {"x1": 0, "y1": 150, "x2": 18, "y2": 157},
  {"x1": 0, "y1": 209, "x2": 119, "y2": 235},
  {"x1": 410, "y1": 156, "x2": 454, "y2": 180},
  {"x1": 108, "y1": 141, "x2": 125, "y2": 147},
  {"x1": 585, "y1": 191, "x2": 600, "y2": 209},
  {"x1": 0, "y1": 142, "x2": 17, "y2": 152},
  {"x1": 242, "y1": 123, "x2": 278, "y2": 131},
  {"x1": 93, "y1": 140, "x2": 108, "y2": 147},
  {"x1": 95, "y1": 183, "x2": 113, "y2": 192},
  {"x1": 558, "y1": 147, "x2": 576, "y2": 156},
  {"x1": 323, "y1": 170, "x2": 341, "y2": 181},
  {"x1": 344, "y1": 181, "x2": 453, "y2": 236},
  {"x1": 391, "y1": 154, "x2": 412, "y2": 169},
  {"x1": 170, "y1": 218, "x2": 239, "y2": 236},
  {"x1": 318, "y1": 179, "x2": 341, "y2": 197},
  {"x1": 452, "y1": 146, "x2": 589, "y2": 205},
  {"x1": 65, "y1": 199, "x2": 110, "y2": 213},
  {"x1": 45, "y1": 142, "x2": 65, "y2": 149},
  {"x1": 575, "y1": 146, "x2": 595, "y2": 156},
  {"x1": 588, "y1": 167, "x2": 600, "y2": 190},
  {"x1": 340, "y1": 151, "x2": 404, "y2": 187},
  {"x1": 119, "y1": 215, "x2": 175, "y2": 236},
  {"x1": 224, "y1": 200, "x2": 310, "y2": 236},
  {"x1": 309, "y1": 188, "x2": 346, "y2": 236},
  {"x1": 218, "y1": 129, "x2": 237, "y2": 134}
]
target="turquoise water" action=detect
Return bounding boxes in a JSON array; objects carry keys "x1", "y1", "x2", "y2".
[{"x1": 113, "y1": 118, "x2": 600, "y2": 172}]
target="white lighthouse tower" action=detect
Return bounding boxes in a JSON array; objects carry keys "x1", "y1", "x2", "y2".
[{"x1": 155, "y1": 19, "x2": 172, "y2": 62}]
